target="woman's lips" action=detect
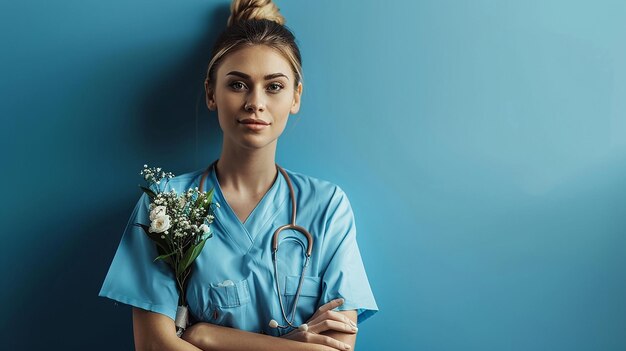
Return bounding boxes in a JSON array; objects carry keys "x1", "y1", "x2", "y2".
[
  {"x1": 239, "y1": 118, "x2": 269, "y2": 125},
  {"x1": 238, "y1": 119, "x2": 270, "y2": 131}
]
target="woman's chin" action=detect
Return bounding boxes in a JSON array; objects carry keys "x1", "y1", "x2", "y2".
[{"x1": 231, "y1": 137, "x2": 278, "y2": 151}]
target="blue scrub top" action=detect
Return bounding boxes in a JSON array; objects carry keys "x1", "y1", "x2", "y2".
[{"x1": 99, "y1": 163, "x2": 378, "y2": 335}]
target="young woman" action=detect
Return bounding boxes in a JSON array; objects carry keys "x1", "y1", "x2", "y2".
[{"x1": 99, "y1": 1, "x2": 378, "y2": 350}]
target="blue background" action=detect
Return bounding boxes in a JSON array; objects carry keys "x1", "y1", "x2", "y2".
[{"x1": 1, "y1": 0, "x2": 625, "y2": 350}]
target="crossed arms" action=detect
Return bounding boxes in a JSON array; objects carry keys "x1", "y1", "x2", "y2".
[{"x1": 133, "y1": 298, "x2": 358, "y2": 351}]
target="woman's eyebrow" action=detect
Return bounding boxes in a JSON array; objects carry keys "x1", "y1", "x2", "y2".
[{"x1": 226, "y1": 71, "x2": 289, "y2": 80}]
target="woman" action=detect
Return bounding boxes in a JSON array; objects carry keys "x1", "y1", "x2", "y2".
[{"x1": 99, "y1": 0, "x2": 378, "y2": 350}]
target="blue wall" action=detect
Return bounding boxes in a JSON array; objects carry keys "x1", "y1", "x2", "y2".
[{"x1": 2, "y1": 0, "x2": 625, "y2": 350}]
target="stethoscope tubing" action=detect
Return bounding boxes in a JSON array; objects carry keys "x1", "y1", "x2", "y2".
[
  {"x1": 273, "y1": 165, "x2": 313, "y2": 256},
  {"x1": 200, "y1": 160, "x2": 314, "y2": 331}
]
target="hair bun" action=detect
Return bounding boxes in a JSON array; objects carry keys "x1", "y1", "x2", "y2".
[{"x1": 228, "y1": 0, "x2": 285, "y2": 26}]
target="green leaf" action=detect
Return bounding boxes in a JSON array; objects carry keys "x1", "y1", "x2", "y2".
[
  {"x1": 205, "y1": 188, "x2": 214, "y2": 202},
  {"x1": 188, "y1": 238, "x2": 208, "y2": 263},
  {"x1": 154, "y1": 250, "x2": 177, "y2": 262},
  {"x1": 133, "y1": 223, "x2": 171, "y2": 263},
  {"x1": 201, "y1": 188, "x2": 215, "y2": 212},
  {"x1": 139, "y1": 185, "x2": 157, "y2": 200},
  {"x1": 155, "y1": 245, "x2": 174, "y2": 267},
  {"x1": 192, "y1": 191, "x2": 204, "y2": 209},
  {"x1": 177, "y1": 237, "x2": 209, "y2": 276}
]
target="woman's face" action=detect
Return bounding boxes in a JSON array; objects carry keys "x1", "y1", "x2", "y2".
[{"x1": 205, "y1": 45, "x2": 302, "y2": 152}]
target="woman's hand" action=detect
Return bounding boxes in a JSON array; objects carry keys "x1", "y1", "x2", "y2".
[{"x1": 280, "y1": 298, "x2": 358, "y2": 350}]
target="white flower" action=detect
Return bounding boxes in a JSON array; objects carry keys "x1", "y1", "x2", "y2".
[
  {"x1": 150, "y1": 205, "x2": 167, "y2": 221},
  {"x1": 149, "y1": 214, "x2": 171, "y2": 233},
  {"x1": 199, "y1": 224, "x2": 210, "y2": 234}
]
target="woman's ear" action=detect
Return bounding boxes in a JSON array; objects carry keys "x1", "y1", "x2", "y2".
[
  {"x1": 205, "y1": 79, "x2": 217, "y2": 111},
  {"x1": 290, "y1": 82, "x2": 303, "y2": 114}
]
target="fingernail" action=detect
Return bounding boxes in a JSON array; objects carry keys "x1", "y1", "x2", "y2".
[
  {"x1": 352, "y1": 326, "x2": 359, "y2": 332},
  {"x1": 336, "y1": 298, "x2": 344, "y2": 304},
  {"x1": 344, "y1": 344, "x2": 351, "y2": 350},
  {"x1": 349, "y1": 319, "x2": 357, "y2": 327}
]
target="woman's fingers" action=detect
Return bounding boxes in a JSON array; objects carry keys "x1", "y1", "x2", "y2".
[
  {"x1": 308, "y1": 310, "x2": 356, "y2": 330},
  {"x1": 310, "y1": 298, "x2": 344, "y2": 321},
  {"x1": 281, "y1": 329, "x2": 350, "y2": 350},
  {"x1": 319, "y1": 298, "x2": 345, "y2": 313},
  {"x1": 304, "y1": 332, "x2": 352, "y2": 350},
  {"x1": 308, "y1": 319, "x2": 358, "y2": 334}
]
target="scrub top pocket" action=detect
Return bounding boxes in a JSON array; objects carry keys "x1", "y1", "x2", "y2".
[
  {"x1": 202, "y1": 277, "x2": 253, "y2": 328},
  {"x1": 282, "y1": 275, "x2": 322, "y2": 325},
  {"x1": 209, "y1": 278, "x2": 251, "y2": 307},
  {"x1": 284, "y1": 275, "x2": 321, "y2": 297}
]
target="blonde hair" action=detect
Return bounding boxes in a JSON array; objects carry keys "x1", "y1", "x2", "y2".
[
  {"x1": 206, "y1": 0, "x2": 303, "y2": 89},
  {"x1": 227, "y1": 0, "x2": 285, "y2": 26}
]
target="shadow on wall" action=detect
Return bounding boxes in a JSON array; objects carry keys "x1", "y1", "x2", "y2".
[
  {"x1": 131, "y1": 4, "x2": 230, "y2": 171},
  {"x1": 2, "y1": 4, "x2": 230, "y2": 350}
]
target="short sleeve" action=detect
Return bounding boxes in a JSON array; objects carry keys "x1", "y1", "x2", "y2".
[
  {"x1": 319, "y1": 187, "x2": 379, "y2": 324},
  {"x1": 98, "y1": 192, "x2": 179, "y2": 320}
]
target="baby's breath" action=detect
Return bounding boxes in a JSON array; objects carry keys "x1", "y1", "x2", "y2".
[
  {"x1": 141, "y1": 164, "x2": 175, "y2": 187},
  {"x1": 138, "y1": 167, "x2": 217, "y2": 242}
]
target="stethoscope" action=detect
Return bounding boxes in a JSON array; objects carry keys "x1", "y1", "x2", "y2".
[{"x1": 199, "y1": 160, "x2": 314, "y2": 332}]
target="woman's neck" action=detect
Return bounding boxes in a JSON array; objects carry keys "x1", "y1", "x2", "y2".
[{"x1": 215, "y1": 143, "x2": 278, "y2": 197}]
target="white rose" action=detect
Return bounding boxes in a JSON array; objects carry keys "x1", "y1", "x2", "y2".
[
  {"x1": 150, "y1": 205, "x2": 167, "y2": 221},
  {"x1": 199, "y1": 224, "x2": 210, "y2": 234},
  {"x1": 149, "y1": 214, "x2": 171, "y2": 233}
]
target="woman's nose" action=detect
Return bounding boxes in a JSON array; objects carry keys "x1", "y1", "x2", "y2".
[{"x1": 244, "y1": 89, "x2": 266, "y2": 112}]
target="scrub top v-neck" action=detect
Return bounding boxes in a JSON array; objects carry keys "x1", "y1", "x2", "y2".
[
  {"x1": 207, "y1": 162, "x2": 286, "y2": 248},
  {"x1": 98, "y1": 161, "x2": 379, "y2": 335}
]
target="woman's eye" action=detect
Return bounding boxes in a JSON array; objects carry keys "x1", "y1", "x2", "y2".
[
  {"x1": 267, "y1": 83, "x2": 284, "y2": 92},
  {"x1": 229, "y1": 82, "x2": 246, "y2": 90}
]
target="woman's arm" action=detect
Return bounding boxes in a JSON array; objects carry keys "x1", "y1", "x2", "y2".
[
  {"x1": 182, "y1": 322, "x2": 346, "y2": 351},
  {"x1": 132, "y1": 307, "x2": 203, "y2": 351},
  {"x1": 133, "y1": 307, "x2": 342, "y2": 351}
]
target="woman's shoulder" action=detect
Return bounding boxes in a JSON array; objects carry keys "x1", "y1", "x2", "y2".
[
  {"x1": 281, "y1": 166, "x2": 341, "y2": 190},
  {"x1": 280, "y1": 166, "x2": 350, "y2": 208}
]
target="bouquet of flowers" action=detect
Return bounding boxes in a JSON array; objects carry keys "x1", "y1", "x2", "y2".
[{"x1": 133, "y1": 165, "x2": 219, "y2": 337}]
